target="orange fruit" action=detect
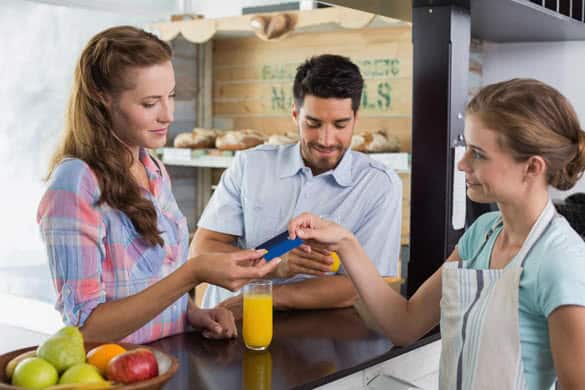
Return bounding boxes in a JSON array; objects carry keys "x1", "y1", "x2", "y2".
[
  {"x1": 86, "y1": 344, "x2": 126, "y2": 373},
  {"x1": 330, "y1": 252, "x2": 340, "y2": 272}
]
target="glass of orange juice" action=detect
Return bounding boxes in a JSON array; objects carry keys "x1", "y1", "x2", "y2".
[{"x1": 243, "y1": 280, "x2": 273, "y2": 351}]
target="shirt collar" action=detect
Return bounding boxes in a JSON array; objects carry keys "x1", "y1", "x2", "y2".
[
  {"x1": 332, "y1": 148, "x2": 353, "y2": 187},
  {"x1": 279, "y1": 143, "x2": 305, "y2": 178},
  {"x1": 279, "y1": 143, "x2": 353, "y2": 187},
  {"x1": 139, "y1": 148, "x2": 164, "y2": 201},
  {"x1": 139, "y1": 148, "x2": 162, "y2": 180}
]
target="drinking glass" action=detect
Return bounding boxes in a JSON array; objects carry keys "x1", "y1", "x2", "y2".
[{"x1": 243, "y1": 280, "x2": 273, "y2": 351}]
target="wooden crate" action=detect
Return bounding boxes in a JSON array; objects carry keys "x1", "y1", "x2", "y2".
[{"x1": 212, "y1": 24, "x2": 412, "y2": 152}]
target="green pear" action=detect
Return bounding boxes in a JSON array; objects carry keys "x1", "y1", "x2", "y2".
[
  {"x1": 37, "y1": 327, "x2": 85, "y2": 373},
  {"x1": 55, "y1": 325, "x2": 83, "y2": 342},
  {"x1": 11, "y1": 357, "x2": 58, "y2": 389},
  {"x1": 59, "y1": 363, "x2": 106, "y2": 385}
]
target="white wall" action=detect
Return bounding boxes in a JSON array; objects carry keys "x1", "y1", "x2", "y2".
[
  {"x1": 28, "y1": 0, "x2": 182, "y2": 17},
  {"x1": 482, "y1": 41, "x2": 585, "y2": 199}
]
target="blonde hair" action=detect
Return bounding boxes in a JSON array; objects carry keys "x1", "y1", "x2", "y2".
[
  {"x1": 48, "y1": 26, "x2": 172, "y2": 246},
  {"x1": 467, "y1": 78, "x2": 585, "y2": 190}
]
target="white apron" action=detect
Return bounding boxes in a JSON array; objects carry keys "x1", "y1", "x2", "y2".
[{"x1": 439, "y1": 201, "x2": 556, "y2": 390}]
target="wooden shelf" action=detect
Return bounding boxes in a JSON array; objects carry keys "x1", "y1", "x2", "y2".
[
  {"x1": 161, "y1": 147, "x2": 411, "y2": 173},
  {"x1": 163, "y1": 156, "x2": 234, "y2": 168},
  {"x1": 150, "y1": 7, "x2": 409, "y2": 43}
]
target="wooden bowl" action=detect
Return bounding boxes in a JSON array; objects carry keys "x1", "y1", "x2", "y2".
[{"x1": 0, "y1": 342, "x2": 178, "y2": 389}]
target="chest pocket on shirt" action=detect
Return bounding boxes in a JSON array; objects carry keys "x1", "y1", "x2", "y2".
[
  {"x1": 116, "y1": 215, "x2": 166, "y2": 280},
  {"x1": 249, "y1": 203, "x2": 283, "y2": 248}
]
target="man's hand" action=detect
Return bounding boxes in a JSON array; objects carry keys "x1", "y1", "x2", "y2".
[
  {"x1": 274, "y1": 246, "x2": 334, "y2": 279},
  {"x1": 218, "y1": 294, "x2": 244, "y2": 321},
  {"x1": 187, "y1": 306, "x2": 237, "y2": 339}
]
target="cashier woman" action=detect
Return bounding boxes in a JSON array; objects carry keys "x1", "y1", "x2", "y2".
[
  {"x1": 37, "y1": 26, "x2": 280, "y2": 344},
  {"x1": 190, "y1": 54, "x2": 402, "y2": 316},
  {"x1": 288, "y1": 79, "x2": 585, "y2": 389}
]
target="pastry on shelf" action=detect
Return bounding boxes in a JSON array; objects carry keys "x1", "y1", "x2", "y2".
[
  {"x1": 249, "y1": 13, "x2": 295, "y2": 41},
  {"x1": 215, "y1": 129, "x2": 266, "y2": 151},
  {"x1": 266, "y1": 132, "x2": 299, "y2": 145},
  {"x1": 173, "y1": 128, "x2": 218, "y2": 149},
  {"x1": 351, "y1": 130, "x2": 400, "y2": 153}
]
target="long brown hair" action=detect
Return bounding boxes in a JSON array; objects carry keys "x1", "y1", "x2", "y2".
[
  {"x1": 467, "y1": 78, "x2": 585, "y2": 190},
  {"x1": 48, "y1": 26, "x2": 172, "y2": 246}
]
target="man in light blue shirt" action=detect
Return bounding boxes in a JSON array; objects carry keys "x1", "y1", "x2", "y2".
[{"x1": 191, "y1": 54, "x2": 402, "y2": 314}]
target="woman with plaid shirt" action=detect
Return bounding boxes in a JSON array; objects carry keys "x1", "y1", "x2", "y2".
[{"x1": 37, "y1": 26, "x2": 280, "y2": 344}]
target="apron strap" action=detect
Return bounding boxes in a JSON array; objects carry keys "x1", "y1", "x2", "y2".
[{"x1": 515, "y1": 200, "x2": 556, "y2": 268}]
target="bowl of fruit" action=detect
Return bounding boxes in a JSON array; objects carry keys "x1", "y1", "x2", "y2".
[{"x1": 0, "y1": 326, "x2": 178, "y2": 389}]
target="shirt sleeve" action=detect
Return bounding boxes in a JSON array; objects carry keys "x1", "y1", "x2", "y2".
[
  {"x1": 537, "y1": 238, "x2": 585, "y2": 318},
  {"x1": 345, "y1": 169, "x2": 402, "y2": 277},
  {"x1": 37, "y1": 159, "x2": 106, "y2": 327},
  {"x1": 197, "y1": 152, "x2": 245, "y2": 236}
]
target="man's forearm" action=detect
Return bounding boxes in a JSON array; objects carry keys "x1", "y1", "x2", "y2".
[
  {"x1": 189, "y1": 231, "x2": 239, "y2": 257},
  {"x1": 272, "y1": 275, "x2": 358, "y2": 310}
]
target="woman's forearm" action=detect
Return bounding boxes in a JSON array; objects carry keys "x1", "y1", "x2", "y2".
[
  {"x1": 80, "y1": 261, "x2": 197, "y2": 342},
  {"x1": 338, "y1": 235, "x2": 441, "y2": 346}
]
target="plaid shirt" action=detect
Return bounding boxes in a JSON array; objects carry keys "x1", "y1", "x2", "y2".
[{"x1": 37, "y1": 149, "x2": 189, "y2": 344}]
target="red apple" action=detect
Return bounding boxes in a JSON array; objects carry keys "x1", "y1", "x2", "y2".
[{"x1": 105, "y1": 348, "x2": 158, "y2": 383}]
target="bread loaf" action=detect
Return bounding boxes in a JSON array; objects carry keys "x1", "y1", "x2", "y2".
[
  {"x1": 267, "y1": 132, "x2": 299, "y2": 145},
  {"x1": 351, "y1": 130, "x2": 400, "y2": 153},
  {"x1": 173, "y1": 128, "x2": 218, "y2": 149},
  {"x1": 215, "y1": 130, "x2": 266, "y2": 151}
]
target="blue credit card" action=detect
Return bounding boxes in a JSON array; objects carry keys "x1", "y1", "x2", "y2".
[{"x1": 256, "y1": 231, "x2": 304, "y2": 261}]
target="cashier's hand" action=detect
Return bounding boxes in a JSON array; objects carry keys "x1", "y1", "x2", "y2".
[
  {"x1": 187, "y1": 306, "x2": 238, "y2": 339},
  {"x1": 287, "y1": 212, "x2": 353, "y2": 251},
  {"x1": 273, "y1": 246, "x2": 334, "y2": 279}
]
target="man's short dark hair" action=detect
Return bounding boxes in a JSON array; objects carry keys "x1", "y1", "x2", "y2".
[{"x1": 293, "y1": 54, "x2": 364, "y2": 113}]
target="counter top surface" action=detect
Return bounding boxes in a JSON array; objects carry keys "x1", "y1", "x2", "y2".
[
  {"x1": 149, "y1": 307, "x2": 391, "y2": 389},
  {"x1": 1, "y1": 308, "x2": 438, "y2": 389}
]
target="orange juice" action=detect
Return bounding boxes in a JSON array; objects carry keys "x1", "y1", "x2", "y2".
[
  {"x1": 330, "y1": 252, "x2": 340, "y2": 272},
  {"x1": 243, "y1": 294, "x2": 273, "y2": 350},
  {"x1": 242, "y1": 350, "x2": 272, "y2": 390}
]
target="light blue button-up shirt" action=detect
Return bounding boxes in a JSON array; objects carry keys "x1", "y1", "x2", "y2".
[{"x1": 198, "y1": 143, "x2": 402, "y2": 308}]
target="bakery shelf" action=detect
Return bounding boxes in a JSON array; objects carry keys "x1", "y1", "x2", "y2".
[
  {"x1": 160, "y1": 147, "x2": 410, "y2": 173},
  {"x1": 163, "y1": 156, "x2": 235, "y2": 168}
]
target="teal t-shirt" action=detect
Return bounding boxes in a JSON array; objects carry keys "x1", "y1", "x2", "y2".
[{"x1": 458, "y1": 211, "x2": 585, "y2": 390}]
